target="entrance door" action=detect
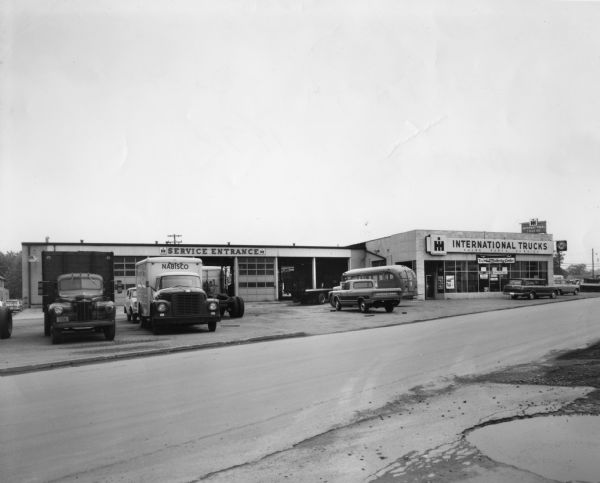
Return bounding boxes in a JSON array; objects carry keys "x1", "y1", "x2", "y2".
[{"x1": 424, "y1": 261, "x2": 444, "y2": 299}]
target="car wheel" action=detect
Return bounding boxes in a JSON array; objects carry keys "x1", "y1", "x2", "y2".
[
  {"x1": 0, "y1": 307, "x2": 13, "y2": 339},
  {"x1": 528, "y1": 292, "x2": 536, "y2": 300},
  {"x1": 104, "y1": 322, "x2": 116, "y2": 341},
  {"x1": 550, "y1": 291, "x2": 557, "y2": 299},
  {"x1": 317, "y1": 293, "x2": 327, "y2": 304},
  {"x1": 335, "y1": 298, "x2": 342, "y2": 311},
  {"x1": 359, "y1": 300, "x2": 369, "y2": 313}
]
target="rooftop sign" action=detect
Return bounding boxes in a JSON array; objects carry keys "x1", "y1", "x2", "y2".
[{"x1": 521, "y1": 219, "x2": 547, "y2": 234}]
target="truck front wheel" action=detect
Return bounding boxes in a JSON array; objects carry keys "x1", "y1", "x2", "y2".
[
  {"x1": 384, "y1": 303, "x2": 395, "y2": 313},
  {"x1": 528, "y1": 292, "x2": 536, "y2": 300},
  {"x1": 104, "y1": 322, "x2": 116, "y2": 341},
  {"x1": 208, "y1": 321, "x2": 217, "y2": 332},
  {"x1": 51, "y1": 326, "x2": 62, "y2": 345}
]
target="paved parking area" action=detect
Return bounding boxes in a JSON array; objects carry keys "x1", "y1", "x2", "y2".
[{"x1": 1, "y1": 293, "x2": 596, "y2": 375}]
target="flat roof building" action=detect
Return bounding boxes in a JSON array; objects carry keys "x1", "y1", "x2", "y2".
[{"x1": 21, "y1": 228, "x2": 555, "y2": 306}]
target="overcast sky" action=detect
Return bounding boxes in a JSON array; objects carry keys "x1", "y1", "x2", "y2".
[{"x1": 1, "y1": 0, "x2": 599, "y2": 268}]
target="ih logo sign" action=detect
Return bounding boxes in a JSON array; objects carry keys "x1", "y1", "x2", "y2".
[{"x1": 426, "y1": 235, "x2": 447, "y2": 255}]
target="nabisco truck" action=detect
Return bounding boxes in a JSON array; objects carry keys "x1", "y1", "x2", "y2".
[{"x1": 136, "y1": 257, "x2": 220, "y2": 334}]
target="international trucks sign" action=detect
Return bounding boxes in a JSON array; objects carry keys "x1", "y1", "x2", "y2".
[{"x1": 426, "y1": 235, "x2": 553, "y2": 255}]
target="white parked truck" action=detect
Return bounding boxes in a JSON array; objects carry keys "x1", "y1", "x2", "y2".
[{"x1": 136, "y1": 257, "x2": 221, "y2": 334}]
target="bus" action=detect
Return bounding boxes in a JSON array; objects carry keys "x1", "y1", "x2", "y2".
[{"x1": 340, "y1": 265, "x2": 417, "y2": 299}]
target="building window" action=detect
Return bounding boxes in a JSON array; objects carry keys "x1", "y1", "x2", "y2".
[
  {"x1": 114, "y1": 256, "x2": 146, "y2": 277},
  {"x1": 238, "y1": 257, "x2": 275, "y2": 276}
]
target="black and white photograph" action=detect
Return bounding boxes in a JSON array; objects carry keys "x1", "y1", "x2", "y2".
[{"x1": 1, "y1": 1, "x2": 600, "y2": 481}]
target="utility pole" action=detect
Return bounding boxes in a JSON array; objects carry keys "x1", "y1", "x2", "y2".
[
  {"x1": 166, "y1": 234, "x2": 182, "y2": 245},
  {"x1": 593, "y1": 248, "x2": 596, "y2": 278}
]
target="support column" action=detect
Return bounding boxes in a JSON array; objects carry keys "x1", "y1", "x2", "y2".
[{"x1": 312, "y1": 257, "x2": 317, "y2": 289}]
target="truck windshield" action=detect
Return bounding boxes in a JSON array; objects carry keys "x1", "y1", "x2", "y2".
[
  {"x1": 159, "y1": 275, "x2": 201, "y2": 289},
  {"x1": 508, "y1": 279, "x2": 523, "y2": 286},
  {"x1": 59, "y1": 276, "x2": 103, "y2": 291}
]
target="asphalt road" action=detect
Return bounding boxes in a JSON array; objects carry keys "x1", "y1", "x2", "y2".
[{"x1": 1, "y1": 297, "x2": 599, "y2": 482}]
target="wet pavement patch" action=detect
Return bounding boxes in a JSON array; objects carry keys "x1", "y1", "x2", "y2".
[{"x1": 467, "y1": 414, "x2": 600, "y2": 482}]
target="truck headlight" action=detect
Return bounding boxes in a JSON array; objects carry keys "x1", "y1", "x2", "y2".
[
  {"x1": 208, "y1": 302, "x2": 218, "y2": 311},
  {"x1": 53, "y1": 306, "x2": 64, "y2": 315},
  {"x1": 104, "y1": 302, "x2": 115, "y2": 313},
  {"x1": 157, "y1": 302, "x2": 168, "y2": 313}
]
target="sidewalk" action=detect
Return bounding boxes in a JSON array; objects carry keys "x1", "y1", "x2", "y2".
[{"x1": 2, "y1": 294, "x2": 596, "y2": 375}]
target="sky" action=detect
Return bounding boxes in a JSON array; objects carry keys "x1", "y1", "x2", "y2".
[{"x1": 1, "y1": 0, "x2": 599, "y2": 269}]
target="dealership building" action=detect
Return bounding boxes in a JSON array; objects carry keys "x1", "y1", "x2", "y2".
[{"x1": 21, "y1": 228, "x2": 556, "y2": 307}]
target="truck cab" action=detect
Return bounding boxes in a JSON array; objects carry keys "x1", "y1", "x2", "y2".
[{"x1": 46, "y1": 273, "x2": 116, "y2": 344}]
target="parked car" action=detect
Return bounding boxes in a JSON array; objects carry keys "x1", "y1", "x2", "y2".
[
  {"x1": 5, "y1": 299, "x2": 23, "y2": 312},
  {"x1": 124, "y1": 287, "x2": 139, "y2": 321},
  {"x1": 552, "y1": 276, "x2": 580, "y2": 296},
  {"x1": 503, "y1": 278, "x2": 558, "y2": 299}
]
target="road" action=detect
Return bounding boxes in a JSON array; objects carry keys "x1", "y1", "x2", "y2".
[{"x1": 1, "y1": 298, "x2": 599, "y2": 482}]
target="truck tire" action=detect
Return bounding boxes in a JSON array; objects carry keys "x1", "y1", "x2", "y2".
[
  {"x1": 574, "y1": 289, "x2": 579, "y2": 295},
  {"x1": 44, "y1": 313, "x2": 51, "y2": 336},
  {"x1": 550, "y1": 291, "x2": 557, "y2": 299},
  {"x1": 317, "y1": 293, "x2": 327, "y2": 304},
  {"x1": 358, "y1": 300, "x2": 369, "y2": 313},
  {"x1": 208, "y1": 321, "x2": 217, "y2": 332},
  {"x1": 51, "y1": 326, "x2": 62, "y2": 345},
  {"x1": 229, "y1": 297, "x2": 245, "y2": 318},
  {"x1": 0, "y1": 307, "x2": 13, "y2": 339},
  {"x1": 151, "y1": 318, "x2": 162, "y2": 335},
  {"x1": 528, "y1": 292, "x2": 536, "y2": 300},
  {"x1": 384, "y1": 303, "x2": 394, "y2": 313},
  {"x1": 104, "y1": 322, "x2": 116, "y2": 341},
  {"x1": 234, "y1": 297, "x2": 244, "y2": 318}
]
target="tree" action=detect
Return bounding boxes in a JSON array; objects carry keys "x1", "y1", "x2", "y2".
[
  {"x1": 0, "y1": 251, "x2": 22, "y2": 299},
  {"x1": 553, "y1": 252, "x2": 566, "y2": 276},
  {"x1": 565, "y1": 264, "x2": 589, "y2": 277}
]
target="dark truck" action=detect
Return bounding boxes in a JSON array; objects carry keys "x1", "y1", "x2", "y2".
[
  {"x1": 503, "y1": 278, "x2": 558, "y2": 300},
  {"x1": 39, "y1": 251, "x2": 116, "y2": 344},
  {"x1": 329, "y1": 279, "x2": 402, "y2": 313}
]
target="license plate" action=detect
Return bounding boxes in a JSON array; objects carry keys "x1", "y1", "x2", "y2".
[{"x1": 57, "y1": 316, "x2": 69, "y2": 323}]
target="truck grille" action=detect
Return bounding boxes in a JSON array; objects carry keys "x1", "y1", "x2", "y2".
[
  {"x1": 75, "y1": 300, "x2": 93, "y2": 321},
  {"x1": 171, "y1": 293, "x2": 204, "y2": 316}
]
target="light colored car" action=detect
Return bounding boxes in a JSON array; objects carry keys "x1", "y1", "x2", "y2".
[
  {"x1": 6, "y1": 299, "x2": 22, "y2": 312},
  {"x1": 123, "y1": 287, "x2": 139, "y2": 321},
  {"x1": 552, "y1": 275, "x2": 580, "y2": 296}
]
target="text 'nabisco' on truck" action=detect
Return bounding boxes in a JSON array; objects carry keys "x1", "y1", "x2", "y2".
[{"x1": 136, "y1": 257, "x2": 220, "y2": 334}]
